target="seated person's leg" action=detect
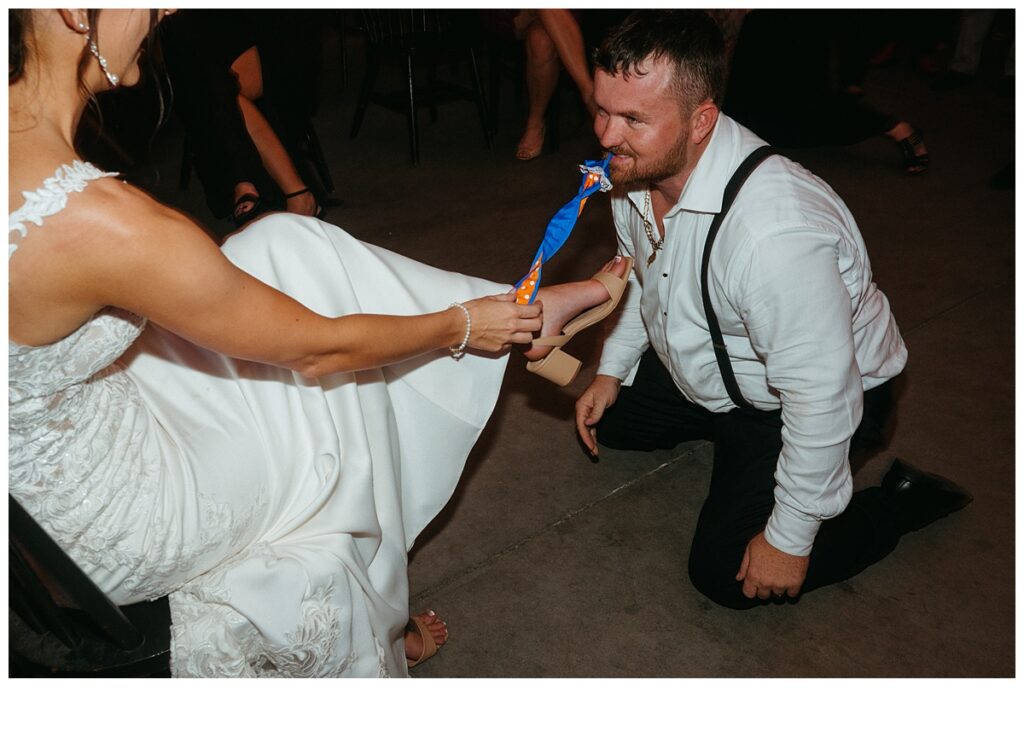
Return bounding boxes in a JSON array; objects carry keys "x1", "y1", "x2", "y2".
[
  {"x1": 517, "y1": 18, "x2": 559, "y2": 160},
  {"x1": 231, "y1": 45, "x2": 264, "y2": 100},
  {"x1": 535, "y1": 9, "x2": 595, "y2": 115},
  {"x1": 231, "y1": 47, "x2": 318, "y2": 218},
  {"x1": 193, "y1": 77, "x2": 266, "y2": 222}
]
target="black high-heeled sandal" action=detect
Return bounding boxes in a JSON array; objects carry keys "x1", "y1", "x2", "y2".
[
  {"x1": 898, "y1": 129, "x2": 930, "y2": 176},
  {"x1": 232, "y1": 192, "x2": 264, "y2": 227},
  {"x1": 283, "y1": 187, "x2": 325, "y2": 220}
]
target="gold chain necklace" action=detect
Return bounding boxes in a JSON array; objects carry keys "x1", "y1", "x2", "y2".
[{"x1": 641, "y1": 190, "x2": 664, "y2": 264}]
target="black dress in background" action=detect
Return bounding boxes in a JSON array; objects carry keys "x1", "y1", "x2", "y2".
[
  {"x1": 160, "y1": 10, "x2": 325, "y2": 219},
  {"x1": 722, "y1": 10, "x2": 898, "y2": 148}
]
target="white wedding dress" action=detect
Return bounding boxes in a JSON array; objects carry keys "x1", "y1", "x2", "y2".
[{"x1": 8, "y1": 162, "x2": 509, "y2": 677}]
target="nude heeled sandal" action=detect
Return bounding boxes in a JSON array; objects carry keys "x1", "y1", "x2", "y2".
[
  {"x1": 526, "y1": 257, "x2": 633, "y2": 386},
  {"x1": 406, "y1": 613, "x2": 443, "y2": 669}
]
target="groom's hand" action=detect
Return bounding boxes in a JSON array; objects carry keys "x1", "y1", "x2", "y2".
[
  {"x1": 736, "y1": 531, "x2": 809, "y2": 600},
  {"x1": 575, "y1": 375, "x2": 621, "y2": 456}
]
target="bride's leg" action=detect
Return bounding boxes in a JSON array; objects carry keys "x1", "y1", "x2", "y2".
[{"x1": 522, "y1": 256, "x2": 629, "y2": 361}]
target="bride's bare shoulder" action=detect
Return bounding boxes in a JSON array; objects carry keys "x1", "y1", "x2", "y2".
[{"x1": 23, "y1": 175, "x2": 217, "y2": 263}]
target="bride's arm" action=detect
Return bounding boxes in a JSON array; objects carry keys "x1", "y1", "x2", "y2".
[{"x1": 71, "y1": 191, "x2": 543, "y2": 377}]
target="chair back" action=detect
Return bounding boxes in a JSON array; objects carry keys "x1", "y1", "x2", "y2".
[{"x1": 358, "y1": 9, "x2": 477, "y2": 48}]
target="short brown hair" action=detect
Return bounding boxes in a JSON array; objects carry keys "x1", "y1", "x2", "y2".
[{"x1": 593, "y1": 10, "x2": 727, "y2": 110}]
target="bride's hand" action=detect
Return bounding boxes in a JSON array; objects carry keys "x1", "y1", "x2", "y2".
[{"x1": 461, "y1": 294, "x2": 542, "y2": 352}]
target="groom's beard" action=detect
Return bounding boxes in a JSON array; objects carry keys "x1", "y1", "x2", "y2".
[{"x1": 608, "y1": 129, "x2": 690, "y2": 189}]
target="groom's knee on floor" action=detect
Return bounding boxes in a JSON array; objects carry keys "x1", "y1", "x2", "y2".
[{"x1": 687, "y1": 547, "x2": 764, "y2": 611}]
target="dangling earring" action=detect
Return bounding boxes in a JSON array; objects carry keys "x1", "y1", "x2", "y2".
[{"x1": 87, "y1": 33, "x2": 120, "y2": 88}]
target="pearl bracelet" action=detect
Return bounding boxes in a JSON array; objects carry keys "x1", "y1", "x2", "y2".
[{"x1": 448, "y1": 302, "x2": 471, "y2": 360}]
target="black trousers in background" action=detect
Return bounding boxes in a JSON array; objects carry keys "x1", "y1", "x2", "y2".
[
  {"x1": 722, "y1": 10, "x2": 899, "y2": 148},
  {"x1": 597, "y1": 349, "x2": 903, "y2": 610},
  {"x1": 160, "y1": 10, "x2": 324, "y2": 218}
]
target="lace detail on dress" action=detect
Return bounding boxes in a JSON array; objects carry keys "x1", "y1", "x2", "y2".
[
  {"x1": 255, "y1": 582, "x2": 348, "y2": 677},
  {"x1": 168, "y1": 543, "x2": 358, "y2": 678},
  {"x1": 9, "y1": 160, "x2": 118, "y2": 256}
]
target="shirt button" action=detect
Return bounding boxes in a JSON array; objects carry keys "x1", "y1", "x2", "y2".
[{"x1": 662, "y1": 273, "x2": 668, "y2": 278}]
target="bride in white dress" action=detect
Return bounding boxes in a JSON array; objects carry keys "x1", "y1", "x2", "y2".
[{"x1": 8, "y1": 9, "x2": 623, "y2": 676}]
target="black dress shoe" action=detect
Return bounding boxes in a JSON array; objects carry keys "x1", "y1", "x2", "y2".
[{"x1": 881, "y1": 458, "x2": 973, "y2": 533}]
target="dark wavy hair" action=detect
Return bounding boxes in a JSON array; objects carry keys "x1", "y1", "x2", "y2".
[
  {"x1": 9, "y1": 9, "x2": 168, "y2": 123},
  {"x1": 593, "y1": 10, "x2": 727, "y2": 111}
]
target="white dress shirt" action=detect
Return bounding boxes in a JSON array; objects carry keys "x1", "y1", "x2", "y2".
[{"x1": 598, "y1": 114, "x2": 908, "y2": 557}]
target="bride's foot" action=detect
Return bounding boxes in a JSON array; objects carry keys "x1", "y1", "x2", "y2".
[
  {"x1": 405, "y1": 610, "x2": 448, "y2": 664},
  {"x1": 516, "y1": 121, "x2": 546, "y2": 161},
  {"x1": 522, "y1": 256, "x2": 629, "y2": 362}
]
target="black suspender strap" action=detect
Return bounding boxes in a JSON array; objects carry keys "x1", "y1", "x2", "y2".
[{"x1": 699, "y1": 145, "x2": 778, "y2": 410}]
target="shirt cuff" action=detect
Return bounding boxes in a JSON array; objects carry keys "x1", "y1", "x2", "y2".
[
  {"x1": 596, "y1": 350, "x2": 642, "y2": 386},
  {"x1": 763, "y1": 504, "x2": 822, "y2": 558}
]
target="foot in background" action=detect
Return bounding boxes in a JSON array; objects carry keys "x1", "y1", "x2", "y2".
[
  {"x1": 516, "y1": 122, "x2": 547, "y2": 161},
  {"x1": 232, "y1": 181, "x2": 264, "y2": 227},
  {"x1": 886, "y1": 121, "x2": 930, "y2": 175}
]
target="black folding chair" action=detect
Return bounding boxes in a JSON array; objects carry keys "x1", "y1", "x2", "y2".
[
  {"x1": 349, "y1": 9, "x2": 492, "y2": 164},
  {"x1": 9, "y1": 495, "x2": 171, "y2": 677}
]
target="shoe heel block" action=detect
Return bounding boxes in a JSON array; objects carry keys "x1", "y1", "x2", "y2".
[{"x1": 526, "y1": 348, "x2": 582, "y2": 386}]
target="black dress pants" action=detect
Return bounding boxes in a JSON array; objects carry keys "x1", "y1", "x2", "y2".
[{"x1": 597, "y1": 349, "x2": 904, "y2": 609}]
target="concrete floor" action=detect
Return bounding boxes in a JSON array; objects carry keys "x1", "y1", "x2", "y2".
[{"x1": 141, "y1": 24, "x2": 1015, "y2": 679}]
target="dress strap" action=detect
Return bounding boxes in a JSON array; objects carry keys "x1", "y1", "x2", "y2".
[{"x1": 9, "y1": 161, "x2": 119, "y2": 257}]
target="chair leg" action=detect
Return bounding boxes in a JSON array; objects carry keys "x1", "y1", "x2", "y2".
[
  {"x1": 547, "y1": 81, "x2": 562, "y2": 153},
  {"x1": 305, "y1": 123, "x2": 335, "y2": 195},
  {"x1": 426, "y1": 60, "x2": 439, "y2": 124},
  {"x1": 9, "y1": 544, "x2": 82, "y2": 649},
  {"x1": 487, "y1": 42, "x2": 501, "y2": 135},
  {"x1": 406, "y1": 54, "x2": 419, "y2": 164},
  {"x1": 339, "y1": 27, "x2": 348, "y2": 91},
  {"x1": 468, "y1": 48, "x2": 493, "y2": 149},
  {"x1": 350, "y1": 55, "x2": 379, "y2": 139}
]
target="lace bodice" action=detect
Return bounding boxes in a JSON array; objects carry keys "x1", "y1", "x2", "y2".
[{"x1": 8, "y1": 162, "x2": 164, "y2": 597}]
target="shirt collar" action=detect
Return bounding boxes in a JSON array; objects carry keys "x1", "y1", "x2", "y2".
[{"x1": 625, "y1": 113, "x2": 747, "y2": 218}]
